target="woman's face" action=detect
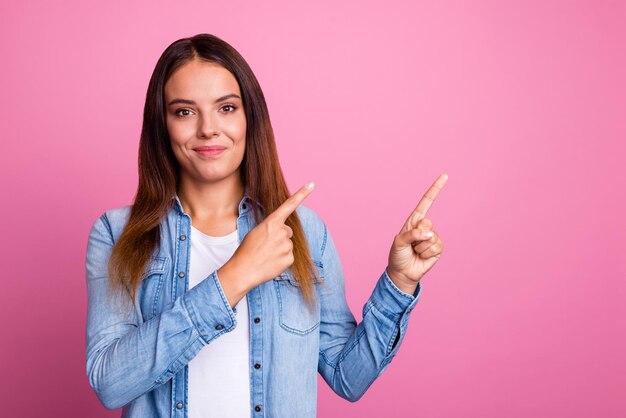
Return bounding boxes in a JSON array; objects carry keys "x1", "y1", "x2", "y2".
[{"x1": 164, "y1": 58, "x2": 246, "y2": 185}]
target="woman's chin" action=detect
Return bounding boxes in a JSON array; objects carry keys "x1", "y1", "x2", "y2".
[{"x1": 188, "y1": 170, "x2": 241, "y2": 185}]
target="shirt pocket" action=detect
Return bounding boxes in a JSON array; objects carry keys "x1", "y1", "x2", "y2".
[
  {"x1": 273, "y1": 262, "x2": 323, "y2": 335},
  {"x1": 139, "y1": 255, "x2": 168, "y2": 321}
]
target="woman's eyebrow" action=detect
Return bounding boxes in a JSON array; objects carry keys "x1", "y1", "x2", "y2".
[{"x1": 167, "y1": 94, "x2": 241, "y2": 106}]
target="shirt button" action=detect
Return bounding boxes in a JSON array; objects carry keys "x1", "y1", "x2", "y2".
[
  {"x1": 242, "y1": 203, "x2": 247, "y2": 209},
  {"x1": 215, "y1": 324, "x2": 224, "y2": 330},
  {"x1": 176, "y1": 402, "x2": 183, "y2": 409},
  {"x1": 255, "y1": 405, "x2": 261, "y2": 412},
  {"x1": 254, "y1": 363, "x2": 261, "y2": 369},
  {"x1": 178, "y1": 271, "x2": 185, "y2": 278},
  {"x1": 254, "y1": 317, "x2": 260, "y2": 323},
  {"x1": 179, "y1": 234, "x2": 186, "y2": 241}
]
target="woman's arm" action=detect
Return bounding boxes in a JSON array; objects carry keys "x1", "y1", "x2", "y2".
[
  {"x1": 85, "y1": 213, "x2": 237, "y2": 410},
  {"x1": 317, "y1": 221, "x2": 422, "y2": 402}
]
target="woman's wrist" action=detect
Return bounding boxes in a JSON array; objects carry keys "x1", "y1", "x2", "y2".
[
  {"x1": 217, "y1": 260, "x2": 251, "y2": 308},
  {"x1": 386, "y1": 267, "x2": 419, "y2": 295}
]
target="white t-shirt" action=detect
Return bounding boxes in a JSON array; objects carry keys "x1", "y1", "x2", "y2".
[{"x1": 188, "y1": 225, "x2": 250, "y2": 418}]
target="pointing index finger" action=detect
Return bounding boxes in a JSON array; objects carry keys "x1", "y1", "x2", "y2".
[
  {"x1": 268, "y1": 182, "x2": 315, "y2": 224},
  {"x1": 413, "y1": 173, "x2": 448, "y2": 219}
]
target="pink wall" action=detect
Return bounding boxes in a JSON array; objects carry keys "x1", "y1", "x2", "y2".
[{"x1": 1, "y1": 1, "x2": 624, "y2": 417}]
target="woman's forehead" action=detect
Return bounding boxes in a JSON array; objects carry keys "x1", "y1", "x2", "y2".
[{"x1": 164, "y1": 59, "x2": 241, "y2": 101}]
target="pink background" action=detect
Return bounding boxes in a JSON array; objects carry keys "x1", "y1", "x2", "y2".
[{"x1": 1, "y1": 1, "x2": 624, "y2": 417}]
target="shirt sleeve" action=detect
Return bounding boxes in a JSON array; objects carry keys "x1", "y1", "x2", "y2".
[
  {"x1": 317, "y1": 221, "x2": 422, "y2": 402},
  {"x1": 85, "y1": 213, "x2": 237, "y2": 410}
]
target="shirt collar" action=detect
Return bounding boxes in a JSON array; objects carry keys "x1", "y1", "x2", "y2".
[{"x1": 171, "y1": 186, "x2": 262, "y2": 216}]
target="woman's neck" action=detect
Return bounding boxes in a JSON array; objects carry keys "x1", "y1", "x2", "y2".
[{"x1": 177, "y1": 174, "x2": 245, "y2": 221}]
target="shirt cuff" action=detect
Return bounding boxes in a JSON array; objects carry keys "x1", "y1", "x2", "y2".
[
  {"x1": 182, "y1": 270, "x2": 237, "y2": 344},
  {"x1": 370, "y1": 269, "x2": 423, "y2": 320}
]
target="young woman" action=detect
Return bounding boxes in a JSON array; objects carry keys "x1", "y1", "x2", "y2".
[{"x1": 85, "y1": 33, "x2": 447, "y2": 418}]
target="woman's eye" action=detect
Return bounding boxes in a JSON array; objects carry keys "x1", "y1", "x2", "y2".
[
  {"x1": 221, "y1": 104, "x2": 236, "y2": 113},
  {"x1": 175, "y1": 108, "x2": 193, "y2": 117}
]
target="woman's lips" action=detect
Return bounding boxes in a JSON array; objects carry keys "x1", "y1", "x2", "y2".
[{"x1": 194, "y1": 147, "x2": 226, "y2": 156}]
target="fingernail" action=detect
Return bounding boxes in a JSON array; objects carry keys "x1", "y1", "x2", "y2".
[
  {"x1": 422, "y1": 231, "x2": 434, "y2": 238},
  {"x1": 306, "y1": 182, "x2": 315, "y2": 190}
]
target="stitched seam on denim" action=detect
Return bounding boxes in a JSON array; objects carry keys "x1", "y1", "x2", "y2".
[
  {"x1": 167, "y1": 346, "x2": 194, "y2": 414},
  {"x1": 368, "y1": 296, "x2": 401, "y2": 322},
  {"x1": 182, "y1": 215, "x2": 192, "y2": 306},
  {"x1": 388, "y1": 314, "x2": 410, "y2": 356},
  {"x1": 318, "y1": 350, "x2": 336, "y2": 370},
  {"x1": 337, "y1": 326, "x2": 367, "y2": 365},
  {"x1": 319, "y1": 326, "x2": 367, "y2": 369},
  {"x1": 182, "y1": 293, "x2": 208, "y2": 344},
  {"x1": 385, "y1": 323, "x2": 401, "y2": 356},
  {"x1": 383, "y1": 271, "x2": 415, "y2": 303},
  {"x1": 150, "y1": 266, "x2": 166, "y2": 318},
  {"x1": 101, "y1": 212, "x2": 115, "y2": 244},
  {"x1": 320, "y1": 222, "x2": 328, "y2": 258},
  {"x1": 370, "y1": 302, "x2": 404, "y2": 361},
  {"x1": 274, "y1": 280, "x2": 319, "y2": 334},
  {"x1": 257, "y1": 284, "x2": 265, "y2": 411},
  {"x1": 317, "y1": 223, "x2": 329, "y2": 291},
  {"x1": 362, "y1": 300, "x2": 375, "y2": 317},
  {"x1": 367, "y1": 301, "x2": 402, "y2": 362},
  {"x1": 211, "y1": 271, "x2": 237, "y2": 327},
  {"x1": 183, "y1": 364, "x2": 188, "y2": 416},
  {"x1": 170, "y1": 374, "x2": 176, "y2": 415},
  {"x1": 173, "y1": 214, "x2": 182, "y2": 302}
]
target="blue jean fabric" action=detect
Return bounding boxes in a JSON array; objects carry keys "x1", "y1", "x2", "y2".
[{"x1": 85, "y1": 191, "x2": 422, "y2": 417}]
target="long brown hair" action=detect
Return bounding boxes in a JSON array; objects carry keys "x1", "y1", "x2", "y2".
[{"x1": 108, "y1": 33, "x2": 320, "y2": 311}]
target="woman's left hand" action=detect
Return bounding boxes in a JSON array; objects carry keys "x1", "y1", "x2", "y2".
[{"x1": 386, "y1": 173, "x2": 448, "y2": 295}]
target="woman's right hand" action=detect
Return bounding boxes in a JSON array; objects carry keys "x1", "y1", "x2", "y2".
[{"x1": 217, "y1": 182, "x2": 315, "y2": 306}]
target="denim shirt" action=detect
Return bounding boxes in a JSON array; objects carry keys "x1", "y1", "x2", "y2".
[{"x1": 85, "y1": 191, "x2": 423, "y2": 418}]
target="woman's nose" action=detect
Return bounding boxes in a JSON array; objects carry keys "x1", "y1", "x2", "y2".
[{"x1": 197, "y1": 113, "x2": 219, "y2": 138}]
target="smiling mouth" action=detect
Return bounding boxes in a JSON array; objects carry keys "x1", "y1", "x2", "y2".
[
  {"x1": 194, "y1": 147, "x2": 226, "y2": 156},
  {"x1": 195, "y1": 148, "x2": 226, "y2": 156}
]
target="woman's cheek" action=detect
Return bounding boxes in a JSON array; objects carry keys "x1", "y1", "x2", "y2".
[{"x1": 170, "y1": 126, "x2": 192, "y2": 146}]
